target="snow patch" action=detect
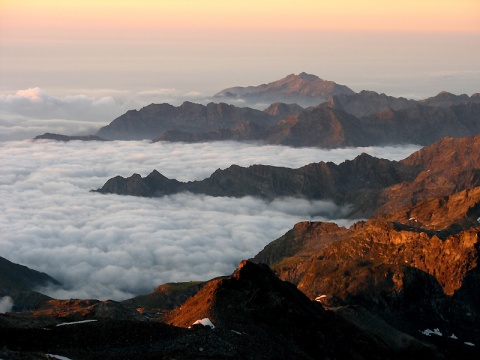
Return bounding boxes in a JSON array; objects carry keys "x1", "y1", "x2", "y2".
[
  {"x1": 47, "y1": 355, "x2": 73, "y2": 360},
  {"x1": 420, "y1": 328, "x2": 442, "y2": 337},
  {"x1": 450, "y1": 333, "x2": 458, "y2": 340},
  {"x1": 231, "y1": 330, "x2": 242, "y2": 335},
  {"x1": 464, "y1": 342, "x2": 475, "y2": 347},
  {"x1": 477, "y1": 217, "x2": 480, "y2": 223},
  {"x1": 191, "y1": 318, "x2": 215, "y2": 329},
  {"x1": 56, "y1": 320, "x2": 98, "y2": 327}
]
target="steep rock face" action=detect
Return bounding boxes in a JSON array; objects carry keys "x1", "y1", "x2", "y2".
[
  {"x1": 214, "y1": 72, "x2": 355, "y2": 108},
  {"x1": 96, "y1": 101, "x2": 277, "y2": 140},
  {"x1": 254, "y1": 187, "x2": 480, "y2": 344},
  {"x1": 376, "y1": 135, "x2": 480, "y2": 215},
  {"x1": 164, "y1": 260, "x2": 437, "y2": 359}
]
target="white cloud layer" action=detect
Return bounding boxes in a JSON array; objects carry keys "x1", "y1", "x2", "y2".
[
  {"x1": 0, "y1": 140, "x2": 420, "y2": 300},
  {"x1": 0, "y1": 296, "x2": 14, "y2": 313},
  {"x1": 0, "y1": 88, "x2": 210, "y2": 141}
]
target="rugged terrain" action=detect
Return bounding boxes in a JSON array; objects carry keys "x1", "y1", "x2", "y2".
[
  {"x1": 253, "y1": 187, "x2": 480, "y2": 352},
  {"x1": 34, "y1": 73, "x2": 480, "y2": 149},
  {"x1": 94, "y1": 134, "x2": 480, "y2": 219},
  {"x1": 95, "y1": 73, "x2": 480, "y2": 147},
  {"x1": 0, "y1": 261, "x2": 448, "y2": 359}
]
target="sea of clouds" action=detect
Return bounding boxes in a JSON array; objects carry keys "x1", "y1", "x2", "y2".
[{"x1": 0, "y1": 139, "x2": 421, "y2": 300}]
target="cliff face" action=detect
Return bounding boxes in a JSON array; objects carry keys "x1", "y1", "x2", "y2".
[
  {"x1": 253, "y1": 186, "x2": 480, "y2": 344},
  {"x1": 163, "y1": 260, "x2": 439, "y2": 359}
]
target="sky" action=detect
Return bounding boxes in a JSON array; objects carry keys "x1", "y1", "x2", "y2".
[
  {"x1": 1, "y1": 1, "x2": 479, "y2": 103},
  {"x1": 0, "y1": 140, "x2": 421, "y2": 300}
]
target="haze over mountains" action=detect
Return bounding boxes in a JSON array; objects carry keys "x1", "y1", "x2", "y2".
[{"x1": 85, "y1": 73, "x2": 480, "y2": 148}]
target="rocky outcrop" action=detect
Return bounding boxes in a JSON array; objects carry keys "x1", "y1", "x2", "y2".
[
  {"x1": 164, "y1": 260, "x2": 439, "y2": 359},
  {"x1": 253, "y1": 186, "x2": 480, "y2": 346},
  {"x1": 214, "y1": 72, "x2": 355, "y2": 107},
  {"x1": 0, "y1": 261, "x2": 444, "y2": 359}
]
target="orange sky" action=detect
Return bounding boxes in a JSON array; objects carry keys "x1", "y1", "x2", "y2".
[
  {"x1": 1, "y1": 0, "x2": 479, "y2": 97},
  {"x1": 2, "y1": 0, "x2": 480, "y2": 36}
]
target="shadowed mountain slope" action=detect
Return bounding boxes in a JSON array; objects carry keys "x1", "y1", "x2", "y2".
[
  {"x1": 0, "y1": 256, "x2": 61, "y2": 311},
  {"x1": 94, "y1": 134, "x2": 480, "y2": 219},
  {"x1": 253, "y1": 186, "x2": 480, "y2": 349}
]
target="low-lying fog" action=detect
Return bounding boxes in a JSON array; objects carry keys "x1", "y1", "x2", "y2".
[{"x1": 0, "y1": 140, "x2": 420, "y2": 300}]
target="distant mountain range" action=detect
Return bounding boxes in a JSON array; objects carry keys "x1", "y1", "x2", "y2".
[
  {"x1": 35, "y1": 72, "x2": 480, "y2": 149},
  {"x1": 94, "y1": 134, "x2": 480, "y2": 219}
]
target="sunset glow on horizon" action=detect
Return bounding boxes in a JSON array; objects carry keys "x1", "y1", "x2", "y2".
[{"x1": 1, "y1": 0, "x2": 479, "y2": 99}]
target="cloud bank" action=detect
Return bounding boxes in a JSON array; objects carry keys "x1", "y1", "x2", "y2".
[
  {"x1": 0, "y1": 88, "x2": 210, "y2": 141},
  {"x1": 0, "y1": 140, "x2": 420, "y2": 300}
]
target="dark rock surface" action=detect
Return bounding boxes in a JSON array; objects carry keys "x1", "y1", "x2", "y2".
[
  {"x1": 0, "y1": 256, "x2": 61, "y2": 311},
  {"x1": 95, "y1": 134, "x2": 480, "y2": 220},
  {"x1": 252, "y1": 186, "x2": 480, "y2": 351},
  {"x1": 33, "y1": 133, "x2": 107, "y2": 141},
  {"x1": 96, "y1": 101, "x2": 281, "y2": 141},
  {"x1": 0, "y1": 261, "x2": 447, "y2": 359}
]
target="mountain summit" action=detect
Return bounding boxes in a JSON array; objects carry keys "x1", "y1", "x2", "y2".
[{"x1": 214, "y1": 72, "x2": 354, "y2": 107}]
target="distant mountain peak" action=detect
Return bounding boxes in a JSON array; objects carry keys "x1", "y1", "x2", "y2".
[{"x1": 214, "y1": 73, "x2": 354, "y2": 107}]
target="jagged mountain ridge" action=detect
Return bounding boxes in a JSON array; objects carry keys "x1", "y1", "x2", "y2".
[
  {"x1": 252, "y1": 186, "x2": 480, "y2": 347},
  {"x1": 94, "y1": 134, "x2": 480, "y2": 219},
  {"x1": 90, "y1": 73, "x2": 480, "y2": 148},
  {"x1": 94, "y1": 152, "x2": 419, "y2": 218},
  {"x1": 0, "y1": 261, "x2": 445, "y2": 359}
]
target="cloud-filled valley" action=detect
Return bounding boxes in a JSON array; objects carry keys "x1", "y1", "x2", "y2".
[{"x1": 0, "y1": 140, "x2": 421, "y2": 300}]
